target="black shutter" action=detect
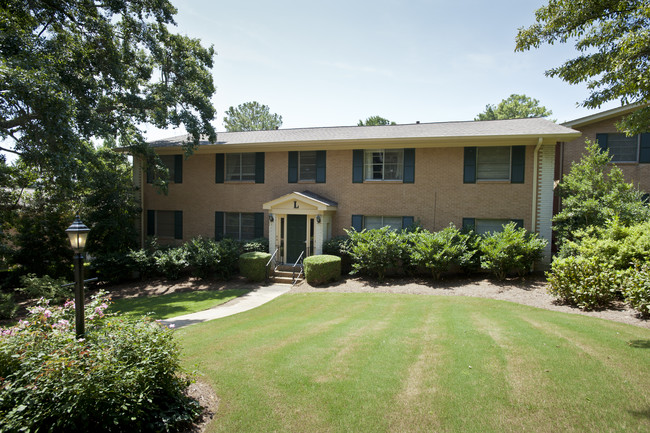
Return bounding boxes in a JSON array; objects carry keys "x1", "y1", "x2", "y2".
[
  {"x1": 403, "y1": 148, "x2": 415, "y2": 183},
  {"x1": 215, "y1": 154, "x2": 224, "y2": 183},
  {"x1": 255, "y1": 152, "x2": 265, "y2": 183},
  {"x1": 352, "y1": 150, "x2": 364, "y2": 183},
  {"x1": 596, "y1": 133, "x2": 608, "y2": 153},
  {"x1": 640, "y1": 133, "x2": 650, "y2": 163},
  {"x1": 174, "y1": 155, "x2": 183, "y2": 183},
  {"x1": 462, "y1": 218, "x2": 475, "y2": 231},
  {"x1": 351, "y1": 214, "x2": 363, "y2": 231},
  {"x1": 254, "y1": 212, "x2": 264, "y2": 238},
  {"x1": 173, "y1": 211, "x2": 183, "y2": 240},
  {"x1": 402, "y1": 216, "x2": 414, "y2": 229},
  {"x1": 464, "y1": 147, "x2": 476, "y2": 183},
  {"x1": 316, "y1": 150, "x2": 326, "y2": 183},
  {"x1": 288, "y1": 151, "x2": 298, "y2": 183},
  {"x1": 511, "y1": 146, "x2": 525, "y2": 183},
  {"x1": 215, "y1": 212, "x2": 224, "y2": 240},
  {"x1": 147, "y1": 210, "x2": 155, "y2": 236}
]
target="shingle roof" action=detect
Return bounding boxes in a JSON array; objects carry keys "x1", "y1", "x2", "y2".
[
  {"x1": 149, "y1": 118, "x2": 580, "y2": 149},
  {"x1": 296, "y1": 191, "x2": 338, "y2": 207}
]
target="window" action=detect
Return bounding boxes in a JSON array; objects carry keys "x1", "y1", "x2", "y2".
[
  {"x1": 477, "y1": 147, "x2": 510, "y2": 181},
  {"x1": 462, "y1": 218, "x2": 523, "y2": 235},
  {"x1": 215, "y1": 211, "x2": 264, "y2": 241},
  {"x1": 597, "y1": 133, "x2": 640, "y2": 162},
  {"x1": 364, "y1": 216, "x2": 404, "y2": 230},
  {"x1": 146, "y1": 210, "x2": 183, "y2": 239},
  {"x1": 464, "y1": 146, "x2": 525, "y2": 184},
  {"x1": 351, "y1": 215, "x2": 414, "y2": 231},
  {"x1": 226, "y1": 153, "x2": 256, "y2": 181},
  {"x1": 225, "y1": 212, "x2": 255, "y2": 240},
  {"x1": 299, "y1": 151, "x2": 317, "y2": 181},
  {"x1": 146, "y1": 155, "x2": 182, "y2": 183},
  {"x1": 364, "y1": 149, "x2": 404, "y2": 181}
]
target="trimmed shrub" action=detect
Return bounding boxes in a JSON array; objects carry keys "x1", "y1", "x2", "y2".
[
  {"x1": 621, "y1": 263, "x2": 650, "y2": 317},
  {"x1": 457, "y1": 229, "x2": 482, "y2": 274},
  {"x1": 0, "y1": 293, "x2": 201, "y2": 432},
  {"x1": 215, "y1": 238, "x2": 241, "y2": 279},
  {"x1": 155, "y1": 247, "x2": 188, "y2": 280},
  {"x1": 242, "y1": 238, "x2": 269, "y2": 253},
  {"x1": 0, "y1": 292, "x2": 17, "y2": 319},
  {"x1": 546, "y1": 256, "x2": 620, "y2": 310},
  {"x1": 184, "y1": 236, "x2": 219, "y2": 279},
  {"x1": 322, "y1": 235, "x2": 353, "y2": 273},
  {"x1": 16, "y1": 273, "x2": 72, "y2": 303},
  {"x1": 346, "y1": 227, "x2": 411, "y2": 280},
  {"x1": 239, "y1": 252, "x2": 271, "y2": 282},
  {"x1": 479, "y1": 223, "x2": 547, "y2": 279},
  {"x1": 304, "y1": 255, "x2": 341, "y2": 285},
  {"x1": 91, "y1": 252, "x2": 135, "y2": 284},
  {"x1": 411, "y1": 226, "x2": 465, "y2": 279},
  {"x1": 127, "y1": 248, "x2": 157, "y2": 279}
]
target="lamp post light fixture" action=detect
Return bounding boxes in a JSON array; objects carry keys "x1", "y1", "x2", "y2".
[{"x1": 66, "y1": 216, "x2": 90, "y2": 338}]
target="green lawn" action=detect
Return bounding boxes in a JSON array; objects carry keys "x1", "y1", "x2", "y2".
[
  {"x1": 179, "y1": 292, "x2": 650, "y2": 433},
  {"x1": 110, "y1": 288, "x2": 249, "y2": 319}
]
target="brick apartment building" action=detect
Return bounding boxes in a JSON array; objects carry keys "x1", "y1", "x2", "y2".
[{"x1": 134, "y1": 118, "x2": 580, "y2": 266}]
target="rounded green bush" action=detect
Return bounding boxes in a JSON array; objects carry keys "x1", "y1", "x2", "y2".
[
  {"x1": 304, "y1": 255, "x2": 341, "y2": 286},
  {"x1": 239, "y1": 252, "x2": 272, "y2": 282}
]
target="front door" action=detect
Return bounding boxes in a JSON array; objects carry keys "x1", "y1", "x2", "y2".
[{"x1": 286, "y1": 214, "x2": 307, "y2": 264}]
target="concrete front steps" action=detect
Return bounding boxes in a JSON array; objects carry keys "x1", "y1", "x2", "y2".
[{"x1": 270, "y1": 264, "x2": 303, "y2": 284}]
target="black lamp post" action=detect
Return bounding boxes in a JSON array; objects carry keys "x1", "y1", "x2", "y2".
[{"x1": 65, "y1": 216, "x2": 90, "y2": 338}]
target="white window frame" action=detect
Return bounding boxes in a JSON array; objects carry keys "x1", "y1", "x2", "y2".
[
  {"x1": 224, "y1": 212, "x2": 256, "y2": 241},
  {"x1": 607, "y1": 133, "x2": 640, "y2": 163},
  {"x1": 363, "y1": 216, "x2": 403, "y2": 231},
  {"x1": 364, "y1": 149, "x2": 404, "y2": 181},
  {"x1": 225, "y1": 153, "x2": 256, "y2": 182},
  {"x1": 474, "y1": 219, "x2": 514, "y2": 235},
  {"x1": 476, "y1": 147, "x2": 511, "y2": 182}
]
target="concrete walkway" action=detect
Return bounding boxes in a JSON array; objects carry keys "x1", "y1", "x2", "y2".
[{"x1": 160, "y1": 284, "x2": 292, "y2": 328}]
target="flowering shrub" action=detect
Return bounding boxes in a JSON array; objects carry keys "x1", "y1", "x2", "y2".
[{"x1": 0, "y1": 291, "x2": 200, "y2": 432}]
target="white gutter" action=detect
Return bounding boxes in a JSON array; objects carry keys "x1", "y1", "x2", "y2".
[{"x1": 531, "y1": 137, "x2": 543, "y2": 234}]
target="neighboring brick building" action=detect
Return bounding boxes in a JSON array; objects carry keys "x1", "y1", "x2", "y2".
[
  {"x1": 134, "y1": 118, "x2": 579, "y2": 266},
  {"x1": 559, "y1": 104, "x2": 650, "y2": 193}
]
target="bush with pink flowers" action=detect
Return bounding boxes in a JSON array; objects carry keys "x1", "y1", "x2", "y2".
[{"x1": 0, "y1": 292, "x2": 200, "y2": 432}]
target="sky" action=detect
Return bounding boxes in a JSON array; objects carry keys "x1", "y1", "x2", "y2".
[{"x1": 145, "y1": 0, "x2": 620, "y2": 140}]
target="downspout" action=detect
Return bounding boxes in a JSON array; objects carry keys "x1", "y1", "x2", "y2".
[{"x1": 531, "y1": 137, "x2": 543, "y2": 235}]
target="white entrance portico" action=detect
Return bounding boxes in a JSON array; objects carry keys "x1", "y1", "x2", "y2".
[{"x1": 262, "y1": 191, "x2": 337, "y2": 264}]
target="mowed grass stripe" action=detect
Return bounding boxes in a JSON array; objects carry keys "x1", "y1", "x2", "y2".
[{"x1": 179, "y1": 293, "x2": 650, "y2": 433}]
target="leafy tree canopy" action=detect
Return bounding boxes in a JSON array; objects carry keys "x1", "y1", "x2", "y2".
[
  {"x1": 515, "y1": 0, "x2": 650, "y2": 134},
  {"x1": 0, "y1": 0, "x2": 217, "y2": 190},
  {"x1": 223, "y1": 101, "x2": 283, "y2": 132},
  {"x1": 553, "y1": 141, "x2": 650, "y2": 248},
  {"x1": 475, "y1": 94, "x2": 553, "y2": 121},
  {"x1": 357, "y1": 116, "x2": 396, "y2": 126}
]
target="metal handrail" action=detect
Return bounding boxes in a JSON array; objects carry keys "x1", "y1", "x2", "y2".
[
  {"x1": 292, "y1": 251, "x2": 304, "y2": 284},
  {"x1": 266, "y1": 248, "x2": 279, "y2": 283}
]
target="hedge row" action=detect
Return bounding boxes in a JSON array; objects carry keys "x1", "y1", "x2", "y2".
[
  {"x1": 324, "y1": 223, "x2": 547, "y2": 281},
  {"x1": 92, "y1": 236, "x2": 269, "y2": 283}
]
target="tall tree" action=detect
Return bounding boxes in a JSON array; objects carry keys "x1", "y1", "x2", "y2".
[
  {"x1": 0, "y1": 0, "x2": 216, "y2": 190},
  {"x1": 475, "y1": 94, "x2": 553, "y2": 121},
  {"x1": 357, "y1": 116, "x2": 396, "y2": 126},
  {"x1": 223, "y1": 101, "x2": 283, "y2": 131},
  {"x1": 515, "y1": 0, "x2": 650, "y2": 134}
]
